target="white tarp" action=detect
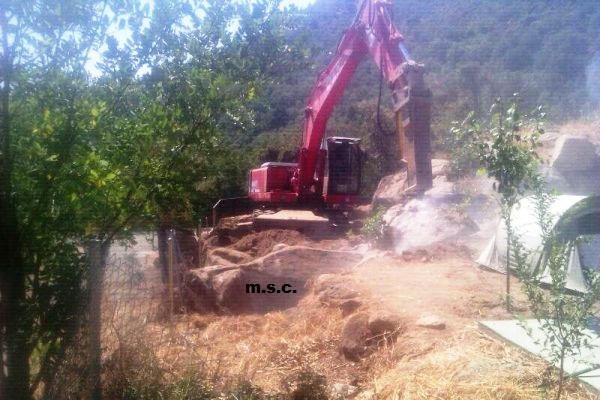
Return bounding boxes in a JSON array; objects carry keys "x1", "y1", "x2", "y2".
[{"x1": 477, "y1": 195, "x2": 600, "y2": 293}]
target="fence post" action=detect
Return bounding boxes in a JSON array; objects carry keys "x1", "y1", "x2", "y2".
[
  {"x1": 167, "y1": 231, "x2": 174, "y2": 322},
  {"x1": 88, "y1": 239, "x2": 104, "y2": 400},
  {"x1": 197, "y1": 221, "x2": 203, "y2": 268}
]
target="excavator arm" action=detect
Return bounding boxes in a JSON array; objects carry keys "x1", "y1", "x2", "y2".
[
  {"x1": 298, "y1": 0, "x2": 432, "y2": 196},
  {"x1": 215, "y1": 0, "x2": 432, "y2": 226}
]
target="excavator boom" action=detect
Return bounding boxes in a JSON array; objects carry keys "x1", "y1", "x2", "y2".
[
  {"x1": 299, "y1": 0, "x2": 432, "y2": 198},
  {"x1": 216, "y1": 0, "x2": 432, "y2": 226}
]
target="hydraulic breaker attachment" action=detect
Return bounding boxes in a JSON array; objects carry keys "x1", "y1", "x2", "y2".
[{"x1": 392, "y1": 61, "x2": 433, "y2": 193}]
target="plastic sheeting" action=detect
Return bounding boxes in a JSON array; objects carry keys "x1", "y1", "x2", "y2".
[{"x1": 477, "y1": 195, "x2": 600, "y2": 293}]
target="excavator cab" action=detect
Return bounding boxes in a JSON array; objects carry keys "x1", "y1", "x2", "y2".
[{"x1": 323, "y1": 137, "x2": 362, "y2": 205}]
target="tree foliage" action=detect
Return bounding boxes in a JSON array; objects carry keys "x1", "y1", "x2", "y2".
[
  {"x1": 513, "y1": 184, "x2": 600, "y2": 400},
  {"x1": 0, "y1": 1, "x2": 308, "y2": 398},
  {"x1": 452, "y1": 96, "x2": 544, "y2": 310}
]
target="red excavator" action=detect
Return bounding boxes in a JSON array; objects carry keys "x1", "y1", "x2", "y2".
[{"x1": 213, "y1": 0, "x2": 432, "y2": 227}]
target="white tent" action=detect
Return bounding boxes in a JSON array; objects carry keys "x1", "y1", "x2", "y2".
[{"x1": 477, "y1": 195, "x2": 600, "y2": 293}]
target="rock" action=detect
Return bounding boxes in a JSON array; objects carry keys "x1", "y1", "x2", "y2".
[
  {"x1": 416, "y1": 314, "x2": 446, "y2": 330},
  {"x1": 242, "y1": 246, "x2": 363, "y2": 283},
  {"x1": 272, "y1": 243, "x2": 288, "y2": 252},
  {"x1": 372, "y1": 168, "x2": 408, "y2": 207},
  {"x1": 340, "y1": 299, "x2": 362, "y2": 316},
  {"x1": 212, "y1": 269, "x2": 246, "y2": 312},
  {"x1": 314, "y1": 274, "x2": 360, "y2": 306},
  {"x1": 330, "y1": 383, "x2": 358, "y2": 399},
  {"x1": 367, "y1": 311, "x2": 403, "y2": 346},
  {"x1": 205, "y1": 254, "x2": 237, "y2": 267},
  {"x1": 542, "y1": 136, "x2": 600, "y2": 195},
  {"x1": 384, "y1": 195, "x2": 477, "y2": 254},
  {"x1": 207, "y1": 247, "x2": 253, "y2": 265},
  {"x1": 341, "y1": 311, "x2": 404, "y2": 361},
  {"x1": 186, "y1": 247, "x2": 362, "y2": 314},
  {"x1": 184, "y1": 267, "x2": 232, "y2": 312},
  {"x1": 367, "y1": 311, "x2": 402, "y2": 337},
  {"x1": 551, "y1": 135, "x2": 600, "y2": 172},
  {"x1": 340, "y1": 313, "x2": 371, "y2": 361},
  {"x1": 431, "y1": 158, "x2": 450, "y2": 178}
]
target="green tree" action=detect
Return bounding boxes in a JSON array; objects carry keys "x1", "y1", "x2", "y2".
[
  {"x1": 513, "y1": 183, "x2": 600, "y2": 400},
  {"x1": 0, "y1": 1, "x2": 119, "y2": 396},
  {"x1": 453, "y1": 96, "x2": 543, "y2": 311},
  {"x1": 0, "y1": 0, "x2": 306, "y2": 397}
]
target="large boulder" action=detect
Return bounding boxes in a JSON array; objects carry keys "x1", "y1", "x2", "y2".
[
  {"x1": 340, "y1": 313, "x2": 371, "y2": 361},
  {"x1": 372, "y1": 168, "x2": 408, "y2": 207},
  {"x1": 544, "y1": 135, "x2": 600, "y2": 195},
  {"x1": 550, "y1": 135, "x2": 600, "y2": 172},
  {"x1": 207, "y1": 247, "x2": 253, "y2": 266},
  {"x1": 367, "y1": 311, "x2": 402, "y2": 338},
  {"x1": 383, "y1": 191, "x2": 478, "y2": 254},
  {"x1": 241, "y1": 246, "x2": 363, "y2": 283},
  {"x1": 185, "y1": 246, "x2": 363, "y2": 314},
  {"x1": 314, "y1": 274, "x2": 360, "y2": 305},
  {"x1": 184, "y1": 265, "x2": 237, "y2": 312},
  {"x1": 340, "y1": 310, "x2": 403, "y2": 361},
  {"x1": 372, "y1": 159, "x2": 451, "y2": 208}
]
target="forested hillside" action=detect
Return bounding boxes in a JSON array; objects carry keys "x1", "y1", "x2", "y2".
[{"x1": 251, "y1": 0, "x2": 600, "y2": 188}]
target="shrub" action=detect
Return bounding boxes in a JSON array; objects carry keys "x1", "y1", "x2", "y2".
[
  {"x1": 289, "y1": 369, "x2": 329, "y2": 400},
  {"x1": 361, "y1": 206, "x2": 388, "y2": 246}
]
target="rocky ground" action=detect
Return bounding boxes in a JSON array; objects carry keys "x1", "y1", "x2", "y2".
[
  {"x1": 104, "y1": 127, "x2": 600, "y2": 399},
  {"x1": 110, "y1": 226, "x2": 595, "y2": 399}
]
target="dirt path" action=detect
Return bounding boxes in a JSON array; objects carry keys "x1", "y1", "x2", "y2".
[{"x1": 352, "y1": 253, "x2": 520, "y2": 328}]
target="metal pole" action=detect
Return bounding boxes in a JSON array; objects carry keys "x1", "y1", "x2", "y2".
[
  {"x1": 167, "y1": 232, "x2": 174, "y2": 322},
  {"x1": 506, "y1": 235, "x2": 511, "y2": 312},
  {"x1": 197, "y1": 221, "x2": 202, "y2": 268},
  {"x1": 88, "y1": 239, "x2": 104, "y2": 400}
]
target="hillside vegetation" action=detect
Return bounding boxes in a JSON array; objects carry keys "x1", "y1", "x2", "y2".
[{"x1": 251, "y1": 0, "x2": 600, "y2": 186}]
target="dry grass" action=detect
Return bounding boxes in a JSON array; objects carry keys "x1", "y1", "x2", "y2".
[
  {"x1": 131, "y1": 306, "x2": 599, "y2": 399},
  {"x1": 137, "y1": 297, "x2": 351, "y2": 393},
  {"x1": 372, "y1": 327, "x2": 597, "y2": 400}
]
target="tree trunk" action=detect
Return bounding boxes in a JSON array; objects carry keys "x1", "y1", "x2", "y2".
[
  {"x1": 0, "y1": 207, "x2": 30, "y2": 400},
  {"x1": 505, "y1": 212, "x2": 512, "y2": 312},
  {"x1": 0, "y1": 10, "x2": 31, "y2": 398},
  {"x1": 0, "y1": 302, "x2": 4, "y2": 395},
  {"x1": 555, "y1": 345, "x2": 566, "y2": 400}
]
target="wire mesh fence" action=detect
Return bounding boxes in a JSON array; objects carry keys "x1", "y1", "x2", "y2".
[{"x1": 46, "y1": 230, "x2": 210, "y2": 400}]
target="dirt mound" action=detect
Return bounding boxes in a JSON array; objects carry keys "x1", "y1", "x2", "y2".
[
  {"x1": 185, "y1": 246, "x2": 363, "y2": 314},
  {"x1": 230, "y1": 229, "x2": 307, "y2": 257}
]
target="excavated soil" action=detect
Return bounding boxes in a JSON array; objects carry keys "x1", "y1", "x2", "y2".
[{"x1": 230, "y1": 229, "x2": 308, "y2": 257}]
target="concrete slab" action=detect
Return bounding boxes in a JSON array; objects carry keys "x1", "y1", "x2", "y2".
[{"x1": 480, "y1": 319, "x2": 600, "y2": 392}]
